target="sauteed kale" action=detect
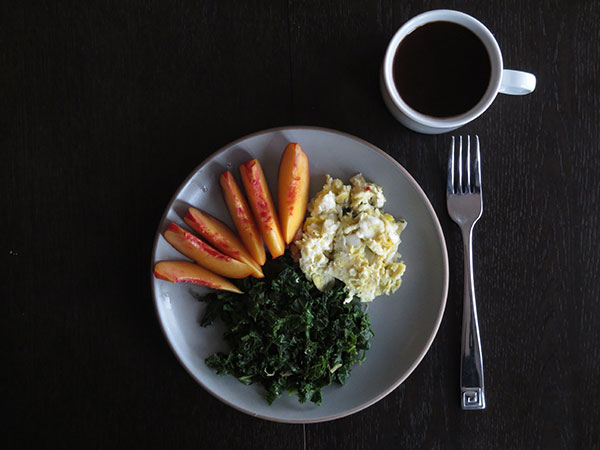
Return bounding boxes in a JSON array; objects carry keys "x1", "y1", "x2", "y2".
[{"x1": 197, "y1": 255, "x2": 373, "y2": 405}]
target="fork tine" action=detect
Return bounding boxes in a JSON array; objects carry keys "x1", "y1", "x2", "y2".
[
  {"x1": 474, "y1": 135, "x2": 482, "y2": 192},
  {"x1": 458, "y1": 136, "x2": 463, "y2": 193},
  {"x1": 466, "y1": 136, "x2": 471, "y2": 193},
  {"x1": 447, "y1": 136, "x2": 455, "y2": 195}
]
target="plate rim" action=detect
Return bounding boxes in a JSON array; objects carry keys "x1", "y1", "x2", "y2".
[{"x1": 150, "y1": 125, "x2": 449, "y2": 423}]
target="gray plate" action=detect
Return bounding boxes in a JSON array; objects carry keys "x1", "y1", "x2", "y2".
[{"x1": 151, "y1": 126, "x2": 449, "y2": 423}]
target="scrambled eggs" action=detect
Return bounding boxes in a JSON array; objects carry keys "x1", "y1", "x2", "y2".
[{"x1": 295, "y1": 174, "x2": 406, "y2": 303}]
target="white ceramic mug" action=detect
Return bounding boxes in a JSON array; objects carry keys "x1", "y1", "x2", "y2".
[{"x1": 380, "y1": 9, "x2": 536, "y2": 134}]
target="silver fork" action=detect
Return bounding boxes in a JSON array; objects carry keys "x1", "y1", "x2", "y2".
[{"x1": 447, "y1": 135, "x2": 486, "y2": 410}]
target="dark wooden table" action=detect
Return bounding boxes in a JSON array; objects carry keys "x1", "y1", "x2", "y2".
[{"x1": 4, "y1": 1, "x2": 599, "y2": 449}]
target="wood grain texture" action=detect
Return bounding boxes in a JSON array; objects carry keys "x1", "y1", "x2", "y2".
[{"x1": 3, "y1": 0, "x2": 598, "y2": 449}]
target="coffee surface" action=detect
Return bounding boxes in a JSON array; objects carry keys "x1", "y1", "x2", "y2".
[{"x1": 392, "y1": 21, "x2": 491, "y2": 117}]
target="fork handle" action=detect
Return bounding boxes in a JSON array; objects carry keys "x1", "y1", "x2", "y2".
[{"x1": 460, "y1": 227, "x2": 486, "y2": 410}]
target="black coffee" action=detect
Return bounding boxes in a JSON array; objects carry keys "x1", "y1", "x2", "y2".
[{"x1": 392, "y1": 21, "x2": 491, "y2": 117}]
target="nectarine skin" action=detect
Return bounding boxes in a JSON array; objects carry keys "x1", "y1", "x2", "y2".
[
  {"x1": 154, "y1": 261, "x2": 242, "y2": 294},
  {"x1": 185, "y1": 207, "x2": 264, "y2": 278},
  {"x1": 278, "y1": 143, "x2": 310, "y2": 244},
  {"x1": 163, "y1": 223, "x2": 253, "y2": 279},
  {"x1": 240, "y1": 159, "x2": 285, "y2": 259},
  {"x1": 220, "y1": 171, "x2": 266, "y2": 266}
]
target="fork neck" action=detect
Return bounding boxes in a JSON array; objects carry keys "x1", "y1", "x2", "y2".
[{"x1": 461, "y1": 224, "x2": 475, "y2": 242}]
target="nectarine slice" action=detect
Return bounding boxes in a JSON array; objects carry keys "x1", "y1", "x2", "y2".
[
  {"x1": 185, "y1": 207, "x2": 264, "y2": 278},
  {"x1": 239, "y1": 159, "x2": 285, "y2": 259},
  {"x1": 163, "y1": 223, "x2": 253, "y2": 279},
  {"x1": 154, "y1": 261, "x2": 242, "y2": 294},
  {"x1": 220, "y1": 171, "x2": 266, "y2": 266},
  {"x1": 278, "y1": 143, "x2": 310, "y2": 244}
]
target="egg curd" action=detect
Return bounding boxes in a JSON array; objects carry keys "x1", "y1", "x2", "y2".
[{"x1": 295, "y1": 174, "x2": 406, "y2": 303}]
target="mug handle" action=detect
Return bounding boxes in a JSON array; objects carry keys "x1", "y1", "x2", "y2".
[{"x1": 499, "y1": 69, "x2": 536, "y2": 95}]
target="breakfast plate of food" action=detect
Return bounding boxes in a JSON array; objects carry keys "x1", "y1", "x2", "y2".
[{"x1": 151, "y1": 126, "x2": 448, "y2": 423}]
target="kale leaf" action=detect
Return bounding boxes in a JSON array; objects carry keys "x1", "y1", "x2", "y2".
[{"x1": 196, "y1": 255, "x2": 373, "y2": 405}]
